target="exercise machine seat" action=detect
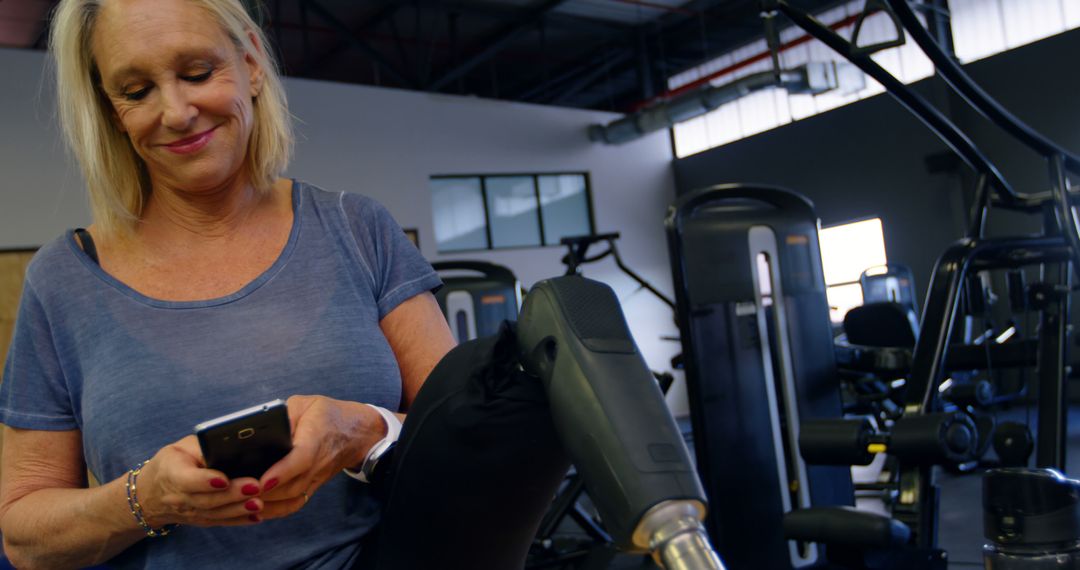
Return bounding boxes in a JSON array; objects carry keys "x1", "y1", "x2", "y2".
[{"x1": 844, "y1": 302, "x2": 919, "y2": 349}]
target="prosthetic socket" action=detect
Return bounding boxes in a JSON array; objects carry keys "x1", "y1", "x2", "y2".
[{"x1": 516, "y1": 276, "x2": 725, "y2": 570}]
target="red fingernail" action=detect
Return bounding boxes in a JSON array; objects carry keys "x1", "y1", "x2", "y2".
[
  {"x1": 263, "y1": 478, "x2": 278, "y2": 492},
  {"x1": 245, "y1": 499, "x2": 260, "y2": 512},
  {"x1": 210, "y1": 478, "x2": 228, "y2": 489},
  {"x1": 242, "y1": 483, "x2": 260, "y2": 496},
  {"x1": 248, "y1": 514, "x2": 262, "y2": 523}
]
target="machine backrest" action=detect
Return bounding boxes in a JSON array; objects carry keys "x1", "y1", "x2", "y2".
[
  {"x1": 432, "y1": 261, "x2": 521, "y2": 343},
  {"x1": 860, "y1": 264, "x2": 919, "y2": 314},
  {"x1": 666, "y1": 183, "x2": 854, "y2": 570},
  {"x1": 844, "y1": 302, "x2": 919, "y2": 349}
]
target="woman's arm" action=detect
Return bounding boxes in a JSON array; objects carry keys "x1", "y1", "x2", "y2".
[
  {"x1": 0, "y1": 428, "x2": 265, "y2": 569},
  {"x1": 380, "y1": 291, "x2": 457, "y2": 411},
  {"x1": 0, "y1": 428, "x2": 143, "y2": 569},
  {"x1": 255, "y1": 291, "x2": 455, "y2": 514}
]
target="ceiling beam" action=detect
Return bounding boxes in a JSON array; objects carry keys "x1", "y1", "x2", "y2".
[
  {"x1": 433, "y1": 1, "x2": 631, "y2": 35},
  {"x1": 426, "y1": 0, "x2": 570, "y2": 92},
  {"x1": 297, "y1": 0, "x2": 408, "y2": 77},
  {"x1": 512, "y1": 0, "x2": 775, "y2": 108},
  {"x1": 550, "y1": 49, "x2": 635, "y2": 105}
]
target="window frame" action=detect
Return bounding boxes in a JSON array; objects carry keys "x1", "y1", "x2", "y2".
[
  {"x1": 818, "y1": 215, "x2": 888, "y2": 323},
  {"x1": 430, "y1": 172, "x2": 596, "y2": 253}
]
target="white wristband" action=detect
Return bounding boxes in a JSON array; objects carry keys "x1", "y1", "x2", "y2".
[{"x1": 344, "y1": 404, "x2": 402, "y2": 483}]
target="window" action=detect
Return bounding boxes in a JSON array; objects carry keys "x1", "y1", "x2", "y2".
[
  {"x1": 431, "y1": 173, "x2": 594, "y2": 253},
  {"x1": 671, "y1": 0, "x2": 1080, "y2": 157},
  {"x1": 819, "y1": 218, "x2": 888, "y2": 323},
  {"x1": 952, "y1": 0, "x2": 1080, "y2": 63}
]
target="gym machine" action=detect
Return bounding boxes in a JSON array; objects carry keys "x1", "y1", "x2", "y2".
[
  {"x1": 432, "y1": 260, "x2": 521, "y2": 343},
  {"x1": 526, "y1": 233, "x2": 679, "y2": 568},
  {"x1": 558, "y1": 232, "x2": 677, "y2": 311},
  {"x1": 517, "y1": 276, "x2": 722, "y2": 569},
  {"x1": 373, "y1": 276, "x2": 725, "y2": 569},
  {"x1": 666, "y1": 184, "x2": 927, "y2": 569},
  {"x1": 664, "y1": 0, "x2": 1080, "y2": 567}
]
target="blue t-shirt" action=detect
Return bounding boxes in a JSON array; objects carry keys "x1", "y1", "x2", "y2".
[{"x1": 0, "y1": 180, "x2": 442, "y2": 569}]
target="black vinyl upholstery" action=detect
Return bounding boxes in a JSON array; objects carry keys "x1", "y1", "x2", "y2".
[{"x1": 844, "y1": 302, "x2": 920, "y2": 349}]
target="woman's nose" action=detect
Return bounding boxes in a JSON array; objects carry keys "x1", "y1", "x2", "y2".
[{"x1": 160, "y1": 84, "x2": 197, "y2": 131}]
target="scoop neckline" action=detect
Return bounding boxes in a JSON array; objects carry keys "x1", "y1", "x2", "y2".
[{"x1": 66, "y1": 180, "x2": 303, "y2": 309}]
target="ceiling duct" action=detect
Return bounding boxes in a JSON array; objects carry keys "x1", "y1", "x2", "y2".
[{"x1": 588, "y1": 62, "x2": 863, "y2": 145}]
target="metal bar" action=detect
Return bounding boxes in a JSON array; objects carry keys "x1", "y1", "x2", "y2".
[
  {"x1": 480, "y1": 177, "x2": 494, "y2": 249},
  {"x1": 533, "y1": 175, "x2": 547, "y2": 246},
  {"x1": 568, "y1": 504, "x2": 612, "y2": 543},
  {"x1": 635, "y1": 28, "x2": 655, "y2": 100},
  {"x1": 611, "y1": 244, "x2": 676, "y2": 309},
  {"x1": 303, "y1": 0, "x2": 415, "y2": 86},
  {"x1": 428, "y1": 0, "x2": 569, "y2": 92},
  {"x1": 448, "y1": 11, "x2": 461, "y2": 93},
  {"x1": 905, "y1": 236, "x2": 1069, "y2": 413},
  {"x1": 1051, "y1": 154, "x2": 1080, "y2": 277},
  {"x1": 536, "y1": 475, "x2": 588, "y2": 538},
  {"x1": 886, "y1": 0, "x2": 1080, "y2": 173},
  {"x1": 776, "y1": 0, "x2": 1023, "y2": 209},
  {"x1": 430, "y1": 0, "x2": 630, "y2": 34},
  {"x1": 893, "y1": 466, "x2": 938, "y2": 549},
  {"x1": 1035, "y1": 157, "x2": 1075, "y2": 469},
  {"x1": 967, "y1": 173, "x2": 991, "y2": 239},
  {"x1": 297, "y1": 0, "x2": 407, "y2": 76},
  {"x1": 920, "y1": 0, "x2": 954, "y2": 58},
  {"x1": 550, "y1": 49, "x2": 634, "y2": 105},
  {"x1": 1035, "y1": 261, "x2": 1069, "y2": 469},
  {"x1": 300, "y1": 0, "x2": 311, "y2": 68}
]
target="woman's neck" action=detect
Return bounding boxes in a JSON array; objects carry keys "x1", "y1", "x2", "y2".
[{"x1": 140, "y1": 174, "x2": 266, "y2": 243}]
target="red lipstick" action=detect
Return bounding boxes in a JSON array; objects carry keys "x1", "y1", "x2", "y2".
[{"x1": 164, "y1": 126, "x2": 217, "y2": 154}]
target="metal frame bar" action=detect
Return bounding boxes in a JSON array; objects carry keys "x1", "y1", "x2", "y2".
[
  {"x1": 773, "y1": 0, "x2": 1021, "y2": 208},
  {"x1": 885, "y1": 0, "x2": 1080, "y2": 173},
  {"x1": 428, "y1": 0, "x2": 570, "y2": 92},
  {"x1": 303, "y1": 0, "x2": 416, "y2": 87}
]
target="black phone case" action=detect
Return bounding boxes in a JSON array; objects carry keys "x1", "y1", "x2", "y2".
[{"x1": 197, "y1": 405, "x2": 292, "y2": 479}]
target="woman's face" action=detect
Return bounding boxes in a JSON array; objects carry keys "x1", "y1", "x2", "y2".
[{"x1": 92, "y1": 0, "x2": 263, "y2": 193}]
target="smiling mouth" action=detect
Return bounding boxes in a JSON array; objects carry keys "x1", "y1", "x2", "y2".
[{"x1": 163, "y1": 125, "x2": 219, "y2": 154}]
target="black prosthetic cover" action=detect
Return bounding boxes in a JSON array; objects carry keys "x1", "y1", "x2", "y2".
[
  {"x1": 369, "y1": 324, "x2": 571, "y2": 570},
  {"x1": 516, "y1": 276, "x2": 706, "y2": 550}
]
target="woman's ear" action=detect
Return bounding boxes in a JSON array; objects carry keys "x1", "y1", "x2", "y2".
[{"x1": 244, "y1": 30, "x2": 266, "y2": 98}]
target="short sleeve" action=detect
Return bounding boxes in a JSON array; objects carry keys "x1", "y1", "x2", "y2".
[
  {"x1": 0, "y1": 277, "x2": 78, "y2": 430},
  {"x1": 339, "y1": 193, "x2": 442, "y2": 320}
]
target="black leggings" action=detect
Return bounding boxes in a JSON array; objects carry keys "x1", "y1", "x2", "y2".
[{"x1": 359, "y1": 324, "x2": 571, "y2": 570}]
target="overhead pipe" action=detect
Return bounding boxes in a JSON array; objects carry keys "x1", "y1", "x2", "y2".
[{"x1": 588, "y1": 62, "x2": 859, "y2": 145}]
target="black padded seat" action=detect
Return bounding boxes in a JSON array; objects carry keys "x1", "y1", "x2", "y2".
[{"x1": 844, "y1": 301, "x2": 919, "y2": 349}]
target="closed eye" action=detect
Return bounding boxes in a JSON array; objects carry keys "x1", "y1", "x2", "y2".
[
  {"x1": 182, "y1": 69, "x2": 213, "y2": 83},
  {"x1": 123, "y1": 86, "x2": 151, "y2": 101}
]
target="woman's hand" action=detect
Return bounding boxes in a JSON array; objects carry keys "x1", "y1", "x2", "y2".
[
  {"x1": 136, "y1": 435, "x2": 266, "y2": 527},
  {"x1": 254, "y1": 395, "x2": 385, "y2": 520}
]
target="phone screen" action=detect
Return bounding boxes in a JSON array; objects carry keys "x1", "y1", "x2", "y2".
[{"x1": 195, "y1": 400, "x2": 293, "y2": 479}]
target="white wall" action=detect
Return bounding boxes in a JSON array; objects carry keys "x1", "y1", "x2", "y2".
[
  {"x1": 0, "y1": 47, "x2": 689, "y2": 415},
  {"x1": 0, "y1": 48, "x2": 88, "y2": 248}
]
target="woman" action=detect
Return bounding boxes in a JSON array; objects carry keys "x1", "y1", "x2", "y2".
[{"x1": 0, "y1": 0, "x2": 455, "y2": 567}]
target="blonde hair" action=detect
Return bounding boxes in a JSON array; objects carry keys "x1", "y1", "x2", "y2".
[{"x1": 50, "y1": 0, "x2": 293, "y2": 236}]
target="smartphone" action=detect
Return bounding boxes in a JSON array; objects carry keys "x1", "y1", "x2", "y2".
[{"x1": 195, "y1": 399, "x2": 292, "y2": 479}]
